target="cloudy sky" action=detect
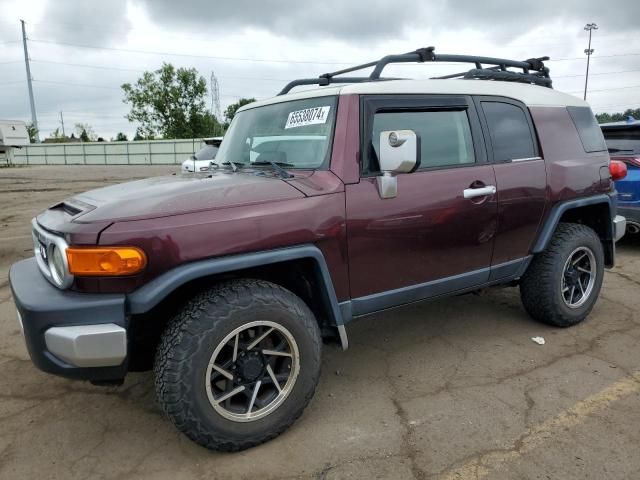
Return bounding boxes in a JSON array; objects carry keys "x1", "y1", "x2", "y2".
[{"x1": 1, "y1": 0, "x2": 639, "y2": 139}]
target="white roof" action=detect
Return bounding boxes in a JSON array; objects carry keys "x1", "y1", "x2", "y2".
[{"x1": 239, "y1": 79, "x2": 587, "y2": 112}]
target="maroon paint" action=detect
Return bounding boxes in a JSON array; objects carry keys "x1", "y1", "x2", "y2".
[
  {"x1": 529, "y1": 106, "x2": 610, "y2": 203},
  {"x1": 491, "y1": 159, "x2": 547, "y2": 265},
  {"x1": 88, "y1": 175, "x2": 350, "y2": 299},
  {"x1": 345, "y1": 165, "x2": 497, "y2": 298},
  {"x1": 34, "y1": 99, "x2": 611, "y2": 304},
  {"x1": 330, "y1": 94, "x2": 360, "y2": 184}
]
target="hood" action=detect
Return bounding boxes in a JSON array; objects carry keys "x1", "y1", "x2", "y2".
[{"x1": 68, "y1": 171, "x2": 306, "y2": 223}]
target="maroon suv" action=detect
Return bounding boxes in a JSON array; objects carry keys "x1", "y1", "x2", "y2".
[{"x1": 9, "y1": 49, "x2": 627, "y2": 451}]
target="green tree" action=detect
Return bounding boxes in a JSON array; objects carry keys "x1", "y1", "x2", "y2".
[
  {"x1": 597, "y1": 108, "x2": 640, "y2": 124},
  {"x1": 26, "y1": 122, "x2": 39, "y2": 143},
  {"x1": 114, "y1": 132, "x2": 128, "y2": 141},
  {"x1": 74, "y1": 123, "x2": 97, "y2": 142},
  {"x1": 122, "y1": 63, "x2": 222, "y2": 139},
  {"x1": 223, "y1": 98, "x2": 256, "y2": 129},
  {"x1": 44, "y1": 128, "x2": 69, "y2": 143}
]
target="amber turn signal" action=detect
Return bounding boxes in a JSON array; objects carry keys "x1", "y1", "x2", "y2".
[{"x1": 66, "y1": 247, "x2": 147, "y2": 276}]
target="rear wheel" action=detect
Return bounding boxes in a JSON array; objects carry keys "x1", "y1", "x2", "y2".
[
  {"x1": 520, "y1": 223, "x2": 604, "y2": 327},
  {"x1": 154, "y1": 279, "x2": 322, "y2": 451}
]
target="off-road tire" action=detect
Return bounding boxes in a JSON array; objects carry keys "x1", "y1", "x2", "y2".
[
  {"x1": 154, "y1": 279, "x2": 322, "y2": 451},
  {"x1": 520, "y1": 222, "x2": 604, "y2": 327}
]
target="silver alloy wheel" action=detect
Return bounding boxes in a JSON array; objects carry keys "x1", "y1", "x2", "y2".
[
  {"x1": 205, "y1": 320, "x2": 300, "y2": 422},
  {"x1": 560, "y1": 246, "x2": 597, "y2": 309}
]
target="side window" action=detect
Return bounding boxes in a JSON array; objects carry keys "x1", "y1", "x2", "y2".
[
  {"x1": 481, "y1": 102, "x2": 536, "y2": 162},
  {"x1": 371, "y1": 110, "x2": 475, "y2": 170},
  {"x1": 567, "y1": 106, "x2": 607, "y2": 153}
]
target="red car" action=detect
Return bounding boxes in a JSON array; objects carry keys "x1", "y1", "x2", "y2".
[{"x1": 9, "y1": 48, "x2": 626, "y2": 451}]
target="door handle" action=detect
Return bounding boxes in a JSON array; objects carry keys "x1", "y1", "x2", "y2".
[{"x1": 463, "y1": 185, "x2": 496, "y2": 199}]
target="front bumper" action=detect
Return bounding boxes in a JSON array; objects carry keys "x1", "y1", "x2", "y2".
[{"x1": 9, "y1": 258, "x2": 128, "y2": 381}]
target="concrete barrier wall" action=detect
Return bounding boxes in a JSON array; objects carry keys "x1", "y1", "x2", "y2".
[{"x1": 12, "y1": 139, "x2": 207, "y2": 165}]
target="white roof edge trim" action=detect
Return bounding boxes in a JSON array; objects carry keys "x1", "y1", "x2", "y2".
[
  {"x1": 238, "y1": 79, "x2": 589, "y2": 112},
  {"x1": 236, "y1": 86, "x2": 344, "y2": 113}
]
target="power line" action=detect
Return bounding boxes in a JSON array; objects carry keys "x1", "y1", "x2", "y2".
[
  {"x1": 27, "y1": 58, "x2": 640, "y2": 85},
  {"x1": 28, "y1": 38, "x2": 355, "y2": 65},
  {"x1": 555, "y1": 68, "x2": 640, "y2": 79},
  {"x1": 34, "y1": 79, "x2": 120, "y2": 90},
  {"x1": 550, "y1": 52, "x2": 640, "y2": 61},
  {"x1": 32, "y1": 78, "x2": 246, "y2": 98},
  {"x1": 565, "y1": 84, "x2": 640, "y2": 94},
  {"x1": 29, "y1": 59, "x2": 292, "y2": 81}
]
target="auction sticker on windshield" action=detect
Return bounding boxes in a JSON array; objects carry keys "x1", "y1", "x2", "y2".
[{"x1": 285, "y1": 106, "x2": 331, "y2": 129}]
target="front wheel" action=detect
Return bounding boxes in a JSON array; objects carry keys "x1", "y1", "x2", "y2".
[
  {"x1": 520, "y1": 222, "x2": 604, "y2": 327},
  {"x1": 154, "y1": 279, "x2": 322, "y2": 451}
]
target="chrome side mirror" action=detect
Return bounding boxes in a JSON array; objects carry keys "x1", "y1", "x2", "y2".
[{"x1": 376, "y1": 130, "x2": 420, "y2": 199}]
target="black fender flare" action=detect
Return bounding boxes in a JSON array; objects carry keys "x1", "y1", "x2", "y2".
[
  {"x1": 126, "y1": 244, "x2": 348, "y2": 348},
  {"x1": 531, "y1": 194, "x2": 614, "y2": 254}
]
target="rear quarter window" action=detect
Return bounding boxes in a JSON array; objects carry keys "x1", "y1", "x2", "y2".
[
  {"x1": 567, "y1": 106, "x2": 607, "y2": 153},
  {"x1": 481, "y1": 101, "x2": 536, "y2": 162}
]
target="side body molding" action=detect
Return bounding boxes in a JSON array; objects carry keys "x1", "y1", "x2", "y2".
[
  {"x1": 127, "y1": 245, "x2": 347, "y2": 345},
  {"x1": 531, "y1": 194, "x2": 614, "y2": 253}
]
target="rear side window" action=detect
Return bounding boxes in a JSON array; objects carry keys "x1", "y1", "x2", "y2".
[
  {"x1": 371, "y1": 110, "x2": 475, "y2": 169},
  {"x1": 481, "y1": 101, "x2": 536, "y2": 162},
  {"x1": 567, "y1": 106, "x2": 607, "y2": 153}
]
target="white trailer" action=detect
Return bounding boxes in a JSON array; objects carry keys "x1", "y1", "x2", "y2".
[{"x1": 0, "y1": 120, "x2": 30, "y2": 165}]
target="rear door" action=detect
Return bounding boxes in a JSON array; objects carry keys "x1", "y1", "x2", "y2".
[
  {"x1": 475, "y1": 97, "x2": 547, "y2": 277},
  {"x1": 345, "y1": 95, "x2": 498, "y2": 314}
]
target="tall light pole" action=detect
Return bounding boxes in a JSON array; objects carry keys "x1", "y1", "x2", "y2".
[
  {"x1": 583, "y1": 23, "x2": 598, "y2": 101},
  {"x1": 20, "y1": 19, "x2": 39, "y2": 142}
]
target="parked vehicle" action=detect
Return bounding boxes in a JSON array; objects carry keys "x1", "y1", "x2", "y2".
[
  {"x1": 181, "y1": 137, "x2": 223, "y2": 173},
  {"x1": 601, "y1": 116, "x2": 640, "y2": 236},
  {"x1": 9, "y1": 47, "x2": 627, "y2": 452},
  {"x1": 0, "y1": 119, "x2": 29, "y2": 165}
]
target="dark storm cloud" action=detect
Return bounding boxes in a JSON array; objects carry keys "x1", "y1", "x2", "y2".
[
  {"x1": 135, "y1": 0, "x2": 420, "y2": 40},
  {"x1": 37, "y1": 0, "x2": 131, "y2": 45},
  {"x1": 435, "y1": 0, "x2": 640, "y2": 38},
  {"x1": 134, "y1": 0, "x2": 640, "y2": 40}
]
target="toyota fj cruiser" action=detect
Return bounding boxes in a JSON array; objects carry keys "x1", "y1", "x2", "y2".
[{"x1": 9, "y1": 48, "x2": 627, "y2": 451}]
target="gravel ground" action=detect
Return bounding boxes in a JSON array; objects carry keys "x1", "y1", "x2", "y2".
[{"x1": 1, "y1": 165, "x2": 639, "y2": 480}]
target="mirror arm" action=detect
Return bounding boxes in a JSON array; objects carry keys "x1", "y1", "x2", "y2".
[{"x1": 376, "y1": 171, "x2": 398, "y2": 199}]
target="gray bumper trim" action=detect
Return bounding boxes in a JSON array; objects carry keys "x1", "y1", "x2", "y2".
[
  {"x1": 44, "y1": 324, "x2": 127, "y2": 368},
  {"x1": 614, "y1": 215, "x2": 626, "y2": 242}
]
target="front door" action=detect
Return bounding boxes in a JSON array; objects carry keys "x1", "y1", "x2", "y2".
[{"x1": 345, "y1": 95, "x2": 497, "y2": 315}]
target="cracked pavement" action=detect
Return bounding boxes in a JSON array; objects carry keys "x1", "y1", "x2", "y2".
[{"x1": 1, "y1": 166, "x2": 639, "y2": 479}]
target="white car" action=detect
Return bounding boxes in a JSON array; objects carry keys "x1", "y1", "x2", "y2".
[{"x1": 181, "y1": 137, "x2": 223, "y2": 173}]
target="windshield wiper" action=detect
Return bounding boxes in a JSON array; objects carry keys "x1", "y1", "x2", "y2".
[
  {"x1": 251, "y1": 161, "x2": 294, "y2": 179},
  {"x1": 212, "y1": 160, "x2": 244, "y2": 172}
]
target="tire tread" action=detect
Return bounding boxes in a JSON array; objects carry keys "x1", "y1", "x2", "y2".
[{"x1": 154, "y1": 279, "x2": 321, "y2": 452}]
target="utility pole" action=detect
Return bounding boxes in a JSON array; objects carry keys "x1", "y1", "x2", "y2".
[
  {"x1": 20, "y1": 19, "x2": 39, "y2": 142},
  {"x1": 583, "y1": 23, "x2": 598, "y2": 101},
  {"x1": 60, "y1": 112, "x2": 66, "y2": 137}
]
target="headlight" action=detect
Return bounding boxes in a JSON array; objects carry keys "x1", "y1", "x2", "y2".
[{"x1": 48, "y1": 244, "x2": 67, "y2": 287}]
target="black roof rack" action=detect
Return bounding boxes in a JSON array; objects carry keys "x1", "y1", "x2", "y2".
[{"x1": 278, "y1": 46, "x2": 552, "y2": 95}]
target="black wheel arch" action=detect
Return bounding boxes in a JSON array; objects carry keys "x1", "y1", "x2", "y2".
[
  {"x1": 125, "y1": 245, "x2": 347, "y2": 371},
  {"x1": 532, "y1": 194, "x2": 616, "y2": 267}
]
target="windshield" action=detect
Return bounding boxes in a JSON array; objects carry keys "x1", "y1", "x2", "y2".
[
  {"x1": 193, "y1": 144, "x2": 219, "y2": 160},
  {"x1": 216, "y1": 96, "x2": 338, "y2": 169},
  {"x1": 603, "y1": 128, "x2": 640, "y2": 155}
]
